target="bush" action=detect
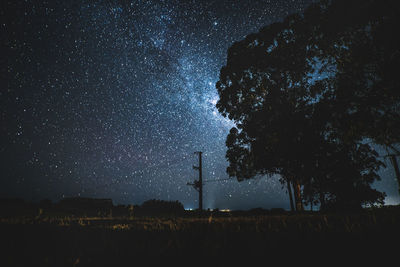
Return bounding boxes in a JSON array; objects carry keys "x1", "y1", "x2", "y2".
[{"x1": 139, "y1": 199, "x2": 184, "y2": 215}]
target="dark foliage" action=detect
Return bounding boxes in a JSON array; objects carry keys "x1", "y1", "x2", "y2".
[{"x1": 216, "y1": 0, "x2": 399, "y2": 210}]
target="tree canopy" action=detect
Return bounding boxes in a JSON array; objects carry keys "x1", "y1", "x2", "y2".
[{"x1": 216, "y1": 0, "x2": 399, "y2": 210}]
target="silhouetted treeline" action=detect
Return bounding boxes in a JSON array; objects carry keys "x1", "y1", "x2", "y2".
[
  {"x1": 0, "y1": 197, "x2": 186, "y2": 218},
  {"x1": 0, "y1": 197, "x2": 293, "y2": 218}
]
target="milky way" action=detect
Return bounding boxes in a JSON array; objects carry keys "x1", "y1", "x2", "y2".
[{"x1": 2, "y1": 0, "x2": 399, "y2": 209}]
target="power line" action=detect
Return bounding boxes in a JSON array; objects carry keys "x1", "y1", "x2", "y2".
[{"x1": 203, "y1": 178, "x2": 232, "y2": 183}]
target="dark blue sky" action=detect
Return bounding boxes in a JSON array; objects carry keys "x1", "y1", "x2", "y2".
[{"x1": 1, "y1": 0, "x2": 399, "y2": 210}]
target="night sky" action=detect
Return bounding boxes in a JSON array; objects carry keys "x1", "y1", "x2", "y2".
[{"x1": 2, "y1": 0, "x2": 399, "y2": 210}]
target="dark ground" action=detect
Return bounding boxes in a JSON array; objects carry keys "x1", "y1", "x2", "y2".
[{"x1": 1, "y1": 206, "x2": 399, "y2": 266}]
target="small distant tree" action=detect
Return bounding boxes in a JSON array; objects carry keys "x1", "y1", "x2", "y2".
[{"x1": 140, "y1": 199, "x2": 184, "y2": 215}]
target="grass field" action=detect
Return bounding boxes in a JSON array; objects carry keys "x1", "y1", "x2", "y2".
[{"x1": 1, "y1": 206, "x2": 399, "y2": 266}]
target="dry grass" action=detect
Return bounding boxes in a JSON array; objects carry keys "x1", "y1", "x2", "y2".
[{"x1": 1, "y1": 206, "x2": 399, "y2": 266}]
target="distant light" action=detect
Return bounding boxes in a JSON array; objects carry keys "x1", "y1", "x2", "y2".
[
  {"x1": 185, "y1": 208, "x2": 193, "y2": 211},
  {"x1": 220, "y1": 209, "x2": 231, "y2": 212}
]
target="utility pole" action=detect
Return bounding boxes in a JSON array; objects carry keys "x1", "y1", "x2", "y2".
[
  {"x1": 187, "y1": 151, "x2": 203, "y2": 211},
  {"x1": 194, "y1": 151, "x2": 203, "y2": 211}
]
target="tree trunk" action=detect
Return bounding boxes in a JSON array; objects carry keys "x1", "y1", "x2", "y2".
[
  {"x1": 390, "y1": 155, "x2": 400, "y2": 195},
  {"x1": 293, "y1": 180, "x2": 304, "y2": 212},
  {"x1": 319, "y1": 191, "x2": 325, "y2": 211},
  {"x1": 287, "y1": 180, "x2": 295, "y2": 212}
]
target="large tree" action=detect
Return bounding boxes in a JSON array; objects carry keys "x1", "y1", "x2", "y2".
[
  {"x1": 218, "y1": 16, "x2": 315, "y2": 211},
  {"x1": 216, "y1": 0, "x2": 396, "y2": 211}
]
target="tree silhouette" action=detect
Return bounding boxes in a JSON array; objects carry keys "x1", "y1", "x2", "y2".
[
  {"x1": 305, "y1": 0, "x2": 400, "y2": 148},
  {"x1": 216, "y1": 0, "x2": 396, "y2": 211},
  {"x1": 217, "y1": 15, "x2": 320, "y2": 211}
]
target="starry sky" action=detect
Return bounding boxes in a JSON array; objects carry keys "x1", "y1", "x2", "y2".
[{"x1": 2, "y1": 0, "x2": 399, "y2": 210}]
